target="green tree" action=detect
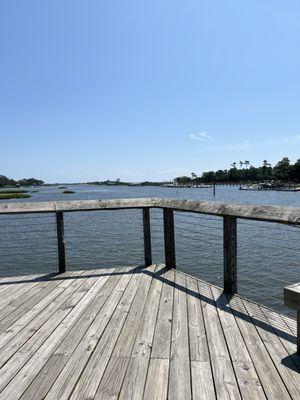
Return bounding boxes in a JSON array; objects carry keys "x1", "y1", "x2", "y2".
[{"x1": 273, "y1": 157, "x2": 291, "y2": 181}]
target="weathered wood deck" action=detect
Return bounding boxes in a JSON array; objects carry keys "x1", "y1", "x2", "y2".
[{"x1": 0, "y1": 265, "x2": 299, "y2": 400}]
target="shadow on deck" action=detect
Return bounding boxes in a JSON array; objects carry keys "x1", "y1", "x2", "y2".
[{"x1": 0, "y1": 265, "x2": 299, "y2": 399}]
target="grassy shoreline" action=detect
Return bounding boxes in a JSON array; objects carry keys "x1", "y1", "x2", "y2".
[{"x1": 0, "y1": 190, "x2": 32, "y2": 200}]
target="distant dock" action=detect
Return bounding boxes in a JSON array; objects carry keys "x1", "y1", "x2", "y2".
[{"x1": 239, "y1": 183, "x2": 300, "y2": 192}]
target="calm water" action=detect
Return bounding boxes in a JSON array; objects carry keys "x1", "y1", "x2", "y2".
[{"x1": 0, "y1": 184, "x2": 299, "y2": 315}]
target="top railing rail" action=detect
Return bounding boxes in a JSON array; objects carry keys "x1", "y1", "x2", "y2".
[
  {"x1": 0, "y1": 198, "x2": 300, "y2": 225},
  {"x1": 1, "y1": 196, "x2": 300, "y2": 343}
]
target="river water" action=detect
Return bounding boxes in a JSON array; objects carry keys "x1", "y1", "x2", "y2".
[{"x1": 0, "y1": 184, "x2": 299, "y2": 315}]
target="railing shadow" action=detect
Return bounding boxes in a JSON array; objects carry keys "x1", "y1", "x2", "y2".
[
  {"x1": 1, "y1": 263, "x2": 299, "y2": 374},
  {"x1": 0, "y1": 265, "x2": 144, "y2": 286},
  {"x1": 144, "y1": 265, "x2": 300, "y2": 374}
]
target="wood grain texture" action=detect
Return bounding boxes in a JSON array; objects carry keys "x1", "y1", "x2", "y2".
[
  {"x1": 228, "y1": 294, "x2": 292, "y2": 400},
  {"x1": 0, "y1": 198, "x2": 299, "y2": 224},
  {"x1": 0, "y1": 266, "x2": 298, "y2": 400}
]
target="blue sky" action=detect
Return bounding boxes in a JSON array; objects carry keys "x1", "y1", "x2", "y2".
[{"x1": 1, "y1": 0, "x2": 300, "y2": 182}]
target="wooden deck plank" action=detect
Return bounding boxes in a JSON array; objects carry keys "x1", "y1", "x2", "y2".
[
  {"x1": 142, "y1": 267, "x2": 175, "y2": 400},
  {"x1": 118, "y1": 265, "x2": 163, "y2": 400},
  {"x1": 210, "y1": 285, "x2": 266, "y2": 399},
  {"x1": 143, "y1": 358, "x2": 169, "y2": 400},
  {"x1": 0, "y1": 273, "x2": 46, "y2": 286},
  {"x1": 168, "y1": 271, "x2": 192, "y2": 400},
  {"x1": 241, "y1": 298, "x2": 300, "y2": 400},
  {"x1": 0, "y1": 270, "x2": 89, "y2": 368},
  {"x1": 186, "y1": 275, "x2": 210, "y2": 362},
  {"x1": 0, "y1": 270, "x2": 114, "y2": 399},
  {"x1": 45, "y1": 268, "x2": 143, "y2": 400},
  {"x1": 0, "y1": 271, "x2": 83, "y2": 332},
  {"x1": 198, "y1": 280, "x2": 241, "y2": 400},
  {"x1": 0, "y1": 271, "x2": 84, "y2": 348},
  {"x1": 228, "y1": 294, "x2": 292, "y2": 399},
  {"x1": 0, "y1": 274, "x2": 45, "y2": 296},
  {"x1": 0, "y1": 266, "x2": 298, "y2": 400},
  {"x1": 93, "y1": 265, "x2": 156, "y2": 400},
  {"x1": 260, "y1": 306, "x2": 300, "y2": 372},
  {"x1": 282, "y1": 314, "x2": 297, "y2": 336},
  {"x1": 0, "y1": 279, "x2": 43, "y2": 311},
  {"x1": 0, "y1": 274, "x2": 51, "y2": 303},
  {"x1": 191, "y1": 361, "x2": 216, "y2": 400},
  {"x1": 185, "y1": 275, "x2": 215, "y2": 400},
  {"x1": 0, "y1": 278, "x2": 57, "y2": 323},
  {"x1": 20, "y1": 267, "x2": 126, "y2": 400},
  {"x1": 150, "y1": 267, "x2": 175, "y2": 359}
]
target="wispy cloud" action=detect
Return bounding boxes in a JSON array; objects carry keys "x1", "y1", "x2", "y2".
[
  {"x1": 190, "y1": 132, "x2": 300, "y2": 152},
  {"x1": 189, "y1": 132, "x2": 220, "y2": 143}
]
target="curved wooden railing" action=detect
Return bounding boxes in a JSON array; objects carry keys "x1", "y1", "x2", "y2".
[
  {"x1": 1, "y1": 197, "x2": 300, "y2": 350},
  {"x1": 0, "y1": 198, "x2": 299, "y2": 279},
  {"x1": 1, "y1": 198, "x2": 300, "y2": 224}
]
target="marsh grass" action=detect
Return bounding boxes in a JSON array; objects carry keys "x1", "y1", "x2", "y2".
[
  {"x1": 0, "y1": 193, "x2": 31, "y2": 199},
  {"x1": 0, "y1": 189, "x2": 29, "y2": 194},
  {"x1": 62, "y1": 190, "x2": 75, "y2": 194}
]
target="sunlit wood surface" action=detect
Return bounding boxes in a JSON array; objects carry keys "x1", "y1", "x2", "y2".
[{"x1": 0, "y1": 265, "x2": 299, "y2": 399}]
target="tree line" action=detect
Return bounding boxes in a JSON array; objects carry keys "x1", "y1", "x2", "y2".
[
  {"x1": 0, "y1": 175, "x2": 44, "y2": 187},
  {"x1": 174, "y1": 157, "x2": 300, "y2": 185}
]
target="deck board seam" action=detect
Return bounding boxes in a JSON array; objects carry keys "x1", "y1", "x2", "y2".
[
  {"x1": 0, "y1": 267, "x2": 298, "y2": 400},
  {"x1": 241, "y1": 298, "x2": 296, "y2": 400},
  {"x1": 259, "y1": 306, "x2": 300, "y2": 373},
  {"x1": 229, "y1": 294, "x2": 292, "y2": 399},
  {"x1": 197, "y1": 280, "x2": 242, "y2": 399},
  {"x1": 119, "y1": 264, "x2": 165, "y2": 400},
  {"x1": 0, "y1": 280, "x2": 44, "y2": 311},
  {"x1": 142, "y1": 271, "x2": 174, "y2": 399},
  {"x1": 0, "y1": 270, "x2": 98, "y2": 396},
  {"x1": 0, "y1": 270, "x2": 86, "y2": 342},
  {"x1": 0, "y1": 271, "x2": 83, "y2": 326},
  {"x1": 64, "y1": 267, "x2": 136, "y2": 400},
  {"x1": 187, "y1": 275, "x2": 216, "y2": 400},
  {"x1": 38, "y1": 266, "x2": 136, "y2": 400},
  {"x1": 212, "y1": 287, "x2": 266, "y2": 399},
  {"x1": 207, "y1": 283, "x2": 242, "y2": 399},
  {"x1": 195, "y1": 279, "x2": 217, "y2": 399},
  {"x1": 182, "y1": 273, "x2": 193, "y2": 399},
  {"x1": 139, "y1": 265, "x2": 165, "y2": 399},
  {"x1": 68, "y1": 267, "x2": 145, "y2": 399},
  {"x1": 166, "y1": 268, "x2": 175, "y2": 399},
  {"x1": 0, "y1": 269, "x2": 114, "y2": 398},
  {"x1": 108, "y1": 266, "x2": 159, "y2": 399},
  {"x1": 93, "y1": 266, "x2": 157, "y2": 399},
  {"x1": 23, "y1": 267, "x2": 127, "y2": 399},
  {"x1": 0, "y1": 272, "x2": 65, "y2": 313}
]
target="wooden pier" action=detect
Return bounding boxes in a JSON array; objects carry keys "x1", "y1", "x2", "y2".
[
  {"x1": 0, "y1": 265, "x2": 298, "y2": 399},
  {"x1": 0, "y1": 198, "x2": 299, "y2": 399}
]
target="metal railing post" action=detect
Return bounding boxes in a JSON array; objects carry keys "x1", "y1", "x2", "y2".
[
  {"x1": 223, "y1": 215, "x2": 237, "y2": 294},
  {"x1": 142, "y1": 208, "x2": 152, "y2": 267},
  {"x1": 56, "y1": 211, "x2": 66, "y2": 273},
  {"x1": 163, "y1": 208, "x2": 176, "y2": 269}
]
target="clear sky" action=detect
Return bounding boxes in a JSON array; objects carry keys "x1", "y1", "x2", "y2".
[{"x1": 1, "y1": 0, "x2": 300, "y2": 182}]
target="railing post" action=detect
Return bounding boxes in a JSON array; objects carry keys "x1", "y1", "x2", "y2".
[
  {"x1": 56, "y1": 211, "x2": 66, "y2": 273},
  {"x1": 142, "y1": 208, "x2": 152, "y2": 267},
  {"x1": 223, "y1": 215, "x2": 237, "y2": 294},
  {"x1": 163, "y1": 208, "x2": 176, "y2": 269},
  {"x1": 284, "y1": 283, "x2": 300, "y2": 353}
]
